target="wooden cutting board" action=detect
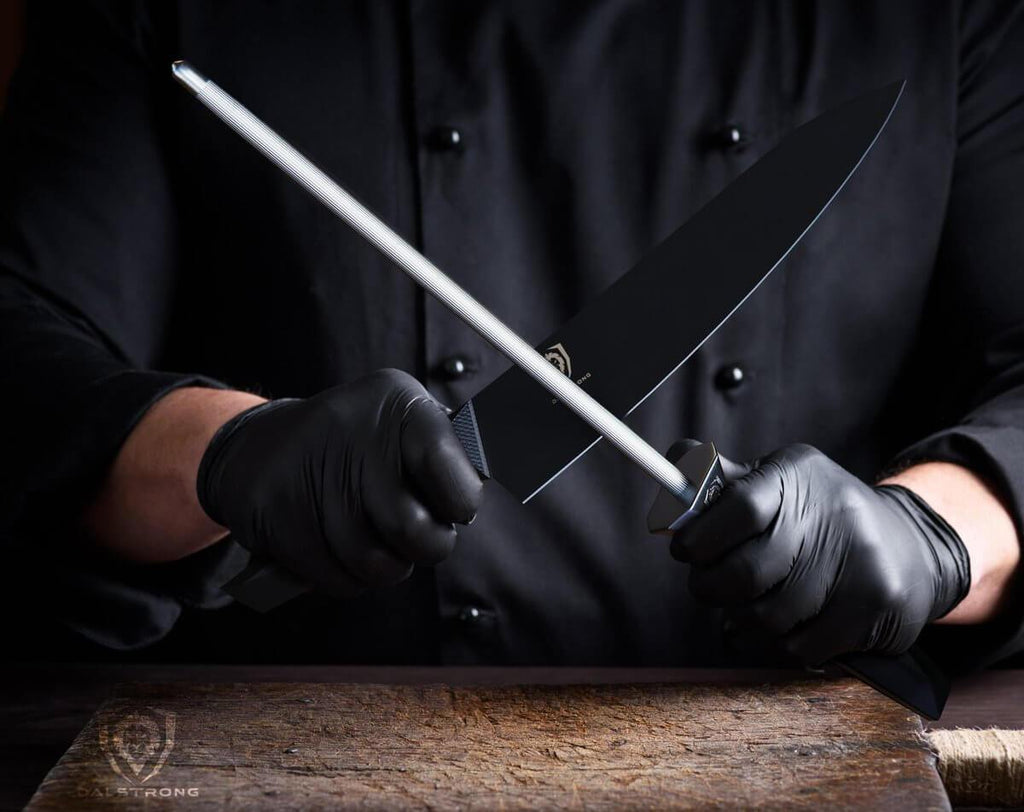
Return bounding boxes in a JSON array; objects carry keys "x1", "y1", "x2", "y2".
[{"x1": 26, "y1": 679, "x2": 949, "y2": 810}]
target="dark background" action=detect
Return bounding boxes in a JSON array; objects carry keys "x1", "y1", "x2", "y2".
[{"x1": 0, "y1": 0, "x2": 23, "y2": 110}]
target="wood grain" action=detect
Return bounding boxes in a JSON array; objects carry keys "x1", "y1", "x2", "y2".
[{"x1": 26, "y1": 679, "x2": 948, "y2": 810}]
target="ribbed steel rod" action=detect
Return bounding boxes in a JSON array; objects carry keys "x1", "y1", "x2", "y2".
[{"x1": 171, "y1": 61, "x2": 691, "y2": 499}]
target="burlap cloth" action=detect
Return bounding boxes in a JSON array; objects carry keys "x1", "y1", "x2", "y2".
[{"x1": 927, "y1": 728, "x2": 1024, "y2": 808}]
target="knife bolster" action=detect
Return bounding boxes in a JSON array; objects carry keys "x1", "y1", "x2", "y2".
[{"x1": 647, "y1": 442, "x2": 725, "y2": 535}]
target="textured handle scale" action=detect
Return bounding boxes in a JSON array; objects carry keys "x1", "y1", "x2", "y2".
[
  {"x1": 450, "y1": 400, "x2": 490, "y2": 479},
  {"x1": 646, "y1": 441, "x2": 949, "y2": 719}
]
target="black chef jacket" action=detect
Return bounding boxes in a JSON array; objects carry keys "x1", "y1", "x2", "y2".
[{"x1": 1, "y1": 1, "x2": 1023, "y2": 671}]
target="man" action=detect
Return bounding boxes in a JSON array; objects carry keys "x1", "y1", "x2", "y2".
[{"x1": 0, "y1": 1, "x2": 1021, "y2": 672}]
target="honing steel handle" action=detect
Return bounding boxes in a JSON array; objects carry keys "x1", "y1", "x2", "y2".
[{"x1": 646, "y1": 441, "x2": 949, "y2": 720}]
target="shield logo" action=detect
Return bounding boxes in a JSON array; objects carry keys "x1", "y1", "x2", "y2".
[
  {"x1": 704, "y1": 476, "x2": 724, "y2": 505},
  {"x1": 98, "y1": 707, "x2": 177, "y2": 784},
  {"x1": 543, "y1": 343, "x2": 572, "y2": 378}
]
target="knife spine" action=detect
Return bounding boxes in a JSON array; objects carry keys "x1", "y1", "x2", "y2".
[{"x1": 451, "y1": 400, "x2": 491, "y2": 479}]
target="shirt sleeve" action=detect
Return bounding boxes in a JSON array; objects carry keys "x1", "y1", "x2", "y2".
[
  {"x1": 889, "y1": 2, "x2": 1024, "y2": 672},
  {"x1": 0, "y1": 1, "x2": 241, "y2": 650}
]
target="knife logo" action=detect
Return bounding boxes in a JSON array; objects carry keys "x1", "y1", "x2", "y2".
[
  {"x1": 705, "y1": 477, "x2": 724, "y2": 505},
  {"x1": 543, "y1": 343, "x2": 572, "y2": 378}
]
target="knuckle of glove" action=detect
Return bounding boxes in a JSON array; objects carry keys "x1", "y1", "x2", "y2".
[
  {"x1": 396, "y1": 504, "x2": 432, "y2": 546},
  {"x1": 784, "y1": 443, "x2": 826, "y2": 466},
  {"x1": 366, "y1": 367, "x2": 425, "y2": 395},
  {"x1": 394, "y1": 505, "x2": 457, "y2": 564},
  {"x1": 861, "y1": 564, "x2": 913, "y2": 622},
  {"x1": 343, "y1": 368, "x2": 432, "y2": 425},
  {"x1": 734, "y1": 489, "x2": 777, "y2": 536},
  {"x1": 306, "y1": 385, "x2": 361, "y2": 432}
]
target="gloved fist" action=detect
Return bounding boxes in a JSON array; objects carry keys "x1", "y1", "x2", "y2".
[
  {"x1": 197, "y1": 369, "x2": 483, "y2": 595},
  {"x1": 670, "y1": 443, "x2": 971, "y2": 665}
]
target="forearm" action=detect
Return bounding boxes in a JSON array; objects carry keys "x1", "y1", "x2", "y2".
[
  {"x1": 881, "y1": 462, "x2": 1021, "y2": 624},
  {"x1": 85, "y1": 386, "x2": 266, "y2": 562}
]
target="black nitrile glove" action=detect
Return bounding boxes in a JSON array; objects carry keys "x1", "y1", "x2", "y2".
[
  {"x1": 669, "y1": 443, "x2": 971, "y2": 665},
  {"x1": 197, "y1": 369, "x2": 483, "y2": 596}
]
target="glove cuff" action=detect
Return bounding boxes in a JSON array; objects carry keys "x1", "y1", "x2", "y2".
[
  {"x1": 196, "y1": 398, "x2": 300, "y2": 526},
  {"x1": 876, "y1": 484, "x2": 972, "y2": 620}
]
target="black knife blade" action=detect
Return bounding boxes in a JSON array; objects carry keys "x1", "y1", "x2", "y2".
[{"x1": 452, "y1": 82, "x2": 904, "y2": 501}]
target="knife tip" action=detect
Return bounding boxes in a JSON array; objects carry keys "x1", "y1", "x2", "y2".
[{"x1": 171, "y1": 60, "x2": 207, "y2": 95}]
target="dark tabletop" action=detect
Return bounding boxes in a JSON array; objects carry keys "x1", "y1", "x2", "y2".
[{"x1": 2, "y1": 664, "x2": 1020, "y2": 811}]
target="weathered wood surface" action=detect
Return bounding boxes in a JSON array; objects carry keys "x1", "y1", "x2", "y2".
[{"x1": 27, "y1": 679, "x2": 948, "y2": 810}]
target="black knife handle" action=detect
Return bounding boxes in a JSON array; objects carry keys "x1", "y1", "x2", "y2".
[
  {"x1": 646, "y1": 441, "x2": 949, "y2": 720},
  {"x1": 837, "y1": 648, "x2": 948, "y2": 720}
]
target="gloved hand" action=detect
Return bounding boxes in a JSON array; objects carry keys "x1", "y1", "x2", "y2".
[
  {"x1": 197, "y1": 369, "x2": 483, "y2": 595},
  {"x1": 669, "y1": 443, "x2": 971, "y2": 665}
]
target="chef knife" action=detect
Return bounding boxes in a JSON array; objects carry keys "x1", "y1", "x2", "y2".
[{"x1": 173, "y1": 64, "x2": 949, "y2": 719}]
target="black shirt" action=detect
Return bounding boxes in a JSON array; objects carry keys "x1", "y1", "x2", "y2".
[{"x1": 1, "y1": 1, "x2": 1023, "y2": 669}]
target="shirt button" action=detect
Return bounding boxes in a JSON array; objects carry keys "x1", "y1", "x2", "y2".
[
  {"x1": 456, "y1": 605, "x2": 496, "y2": 640},
  {"x1": 717, "y1": 124, "x2": 749, "y2": 150},
  {"x1": 440, "y1": 356, "x2": 471, "y2": 379},
  {"x1": 426, "y1": 126, "x2": 464, "y2": 153},
  {"x1": 714, "y1": 363, "x2": 747, "y2": 391}
]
